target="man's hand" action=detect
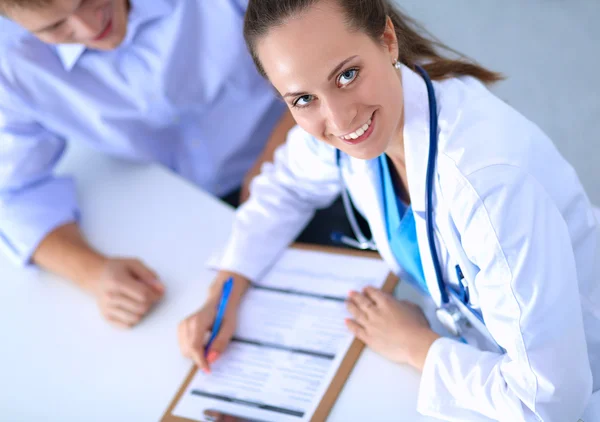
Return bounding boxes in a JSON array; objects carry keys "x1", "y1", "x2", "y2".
[
  {"x1": 32, "y1": 222, "x2": 165, "y2": 327},
  {"x1": 88, "y1": 257, "x2": 165, "y2": 328}
]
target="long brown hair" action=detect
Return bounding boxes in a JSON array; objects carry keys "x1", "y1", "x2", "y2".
[{"x1": 244, "y1": 0, "x2": 502, "y2": 84}]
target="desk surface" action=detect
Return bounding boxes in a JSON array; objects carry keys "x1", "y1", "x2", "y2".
[{"x1": 0, "y1": 144, "x2": 438, "y2": 422}]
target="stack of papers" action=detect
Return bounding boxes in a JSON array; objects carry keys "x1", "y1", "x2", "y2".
[{"x1": 171, "y1": 248, "x2": 391, "y2": 422}]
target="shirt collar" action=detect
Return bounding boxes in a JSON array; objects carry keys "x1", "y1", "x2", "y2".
[{"x1": 55, "y1": 0, "x2": 174, "y2": 71}]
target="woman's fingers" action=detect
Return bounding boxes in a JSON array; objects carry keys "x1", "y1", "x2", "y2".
[
  {"x1": 187, "y1": 313, "x2": 212, "y2": 373},
  {"x1": 363, "y1": 286, "x2": 388, "y2": 307},
  {"x1": 346, "y1": 299, "x2": 368, "y2": 324},
  {"x1": 348, "y1": 290, "x2": 377, "y2": 313},
  {"x1": 178, "y1": 321, "x2": 193, "y2": 359},
  {"x1": 345, "y1": 318, "x2": 367, "y2": 342}
]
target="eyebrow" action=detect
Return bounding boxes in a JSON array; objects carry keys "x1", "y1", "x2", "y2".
[
  {"x1": 282, "y1": 55, "x2": 359, "y2": 99},
  {"x1": 282, "y1": 90, "x2": 308, "y2": 100},
  {"x1": 327, "y1": 55, "x2": 358, "y2": 81}
]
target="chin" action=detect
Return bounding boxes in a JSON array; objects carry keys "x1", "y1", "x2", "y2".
[
  {"x1": 337, "y1": 135, "x2": 387, "y2": 161},
  {"x1": 355, "y1": 149, "x2": 384, "y2": 161},
  {"x1": 336, "y1": 145, "x2": 381, "y2": 162},
  {"x1": 91, "y1": 32, "x2": 126, "y2": 50}
]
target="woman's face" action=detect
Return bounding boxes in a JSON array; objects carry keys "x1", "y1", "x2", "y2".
[{"x1": 256, "y1": 0, "x2": 404, "y2": 160}]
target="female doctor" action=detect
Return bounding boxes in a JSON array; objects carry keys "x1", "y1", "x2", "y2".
[{"x1": 178, "y1": 0, "x2": 600, "y2": 420}]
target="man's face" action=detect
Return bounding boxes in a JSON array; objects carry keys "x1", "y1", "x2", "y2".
[{"x1": 6, "y1": 0, "x2": 129, "y2": 50}]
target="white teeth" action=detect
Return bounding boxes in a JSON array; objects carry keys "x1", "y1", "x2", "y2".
[{"x1": 342, "y1": 117, "x2": 373, "y2": 140}]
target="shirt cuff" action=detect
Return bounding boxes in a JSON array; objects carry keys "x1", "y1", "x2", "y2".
[
  {"x1": 417, "y1": 337, "x2": 498, "y2": 422},
  {"x1": 0, "y1": 177, "x2": 80, "y2": 266}
]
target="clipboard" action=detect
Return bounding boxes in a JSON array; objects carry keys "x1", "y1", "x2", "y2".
[{"x1": 161, "y1": 244, "x2": 399, "y2": 422}]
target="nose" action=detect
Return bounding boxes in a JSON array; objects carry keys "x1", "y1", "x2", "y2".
[
  {"x1": 321, "y1": 94, "x2": 358, "y2": 137},
  {"x1": 70, "y1": 4, "x2": 106, "y2": 39}
]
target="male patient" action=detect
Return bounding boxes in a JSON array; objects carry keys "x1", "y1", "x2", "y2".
[{"x1": 0, "y1": 0, "x2": 296, "y2": 327}]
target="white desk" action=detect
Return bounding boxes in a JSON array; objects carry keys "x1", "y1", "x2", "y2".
[{"x1": 0, "y1": 144, "x2": 438, "y2": 422}]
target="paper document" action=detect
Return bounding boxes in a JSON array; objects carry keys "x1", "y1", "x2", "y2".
[{"x1": 172, "y1": 248, "x2": 390, "y2": 422}]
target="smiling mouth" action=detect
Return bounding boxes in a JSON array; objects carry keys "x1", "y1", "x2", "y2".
[
  {"x1": 338, "y1": 112, "x2": 376, "y2": 145},
  {"x1": 93, "y1": 18, "x2": 113, "y2": 41}
]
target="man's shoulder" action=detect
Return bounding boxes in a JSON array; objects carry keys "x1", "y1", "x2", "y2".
[
  {"x1": 0, "y1": 17, "x2": 50, "y2": 59},
  {"x1": 0, "y1": 17, "x2": 28, "y2": 47},
  {"x1": 0, "y1": 18, "x2": 57, "y2": 78},
  {"x1": 0, "y1": 18, "x2": 26, "y2": 84}
]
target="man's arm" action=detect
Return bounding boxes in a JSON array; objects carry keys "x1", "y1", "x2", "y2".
[
  {"x1": 0, "y1": 78, "x2": 164, "y2": 328},
  {"x1": 240, "y1": 110, "x2": 296, "y2": 203},
  {"x1": 32, "y1": 222, "x2": 107, "y2": 290},
  {"x1": 32, "y1": 223, "x2": 165, "y2": 328}
]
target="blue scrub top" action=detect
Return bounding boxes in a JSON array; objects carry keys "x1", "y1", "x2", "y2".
[{"x1": 379, "y1": 154, "x2": 429, "y2": 295}]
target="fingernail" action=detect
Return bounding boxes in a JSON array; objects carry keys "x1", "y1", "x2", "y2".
[
  {"x1": 202, "y1": 367, "x2": 211, "y2": 374},
  {"x1": 207, "y1": 351, "x2": 219, "y2": 364}
]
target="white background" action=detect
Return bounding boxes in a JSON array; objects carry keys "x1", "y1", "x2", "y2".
[{"x1": 397, "y1": 0, "x2": 599, "y2": 204}]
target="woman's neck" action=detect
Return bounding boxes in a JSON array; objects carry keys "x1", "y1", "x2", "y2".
[
  {"x1": 384, "y1": 110, "x2": 410, "y2": 204},
  {"x1": 386, "y1": 152, "x2": 410, "y2": 205}
]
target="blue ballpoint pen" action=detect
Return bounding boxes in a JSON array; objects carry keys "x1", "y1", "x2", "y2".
[{"x1": 205, "y1": 277, "x2": 234, "y2": 358}]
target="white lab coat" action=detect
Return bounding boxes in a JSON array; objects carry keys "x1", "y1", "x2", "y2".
[{"x1": 219, "y1": 65, "x2": 600, "y2": 421}]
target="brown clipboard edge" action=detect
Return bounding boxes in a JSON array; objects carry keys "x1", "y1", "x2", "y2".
[{"x1": 161, "y1": 243, "x2": 399, "y2": 422}]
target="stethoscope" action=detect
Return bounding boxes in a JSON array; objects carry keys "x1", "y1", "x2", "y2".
[{"x1": 332, "y1": 65, "x2": 501, "y2": 349}]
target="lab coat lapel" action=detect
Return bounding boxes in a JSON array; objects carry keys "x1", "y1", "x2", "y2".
[
  {"x1": 401, "y1": 65, "x2": 444, "y2": 305},
  {"x1": 346, "y1": 157, "x2": 400, "y2": 275}
]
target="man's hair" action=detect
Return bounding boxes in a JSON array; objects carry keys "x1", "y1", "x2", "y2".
[{"x1": 0, "y1": 0, "x2": 52, "y2": 15}]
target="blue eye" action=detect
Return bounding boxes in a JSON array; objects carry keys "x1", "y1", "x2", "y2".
[
  {"x1": 338, "y1": 69, "x2": 358, "y2": 87},
  {"x1": 293, "y1": 94, "x2": 314, "y2": 107}
]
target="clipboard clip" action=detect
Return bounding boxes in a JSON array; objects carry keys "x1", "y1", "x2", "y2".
[{"x1": 203, "y1": 409, "x2": 271, "y2": 422}]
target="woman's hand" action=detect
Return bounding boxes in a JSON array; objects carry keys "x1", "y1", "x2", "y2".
[
  {"x1": 345, "y1": 286, "x2": 440, "y2": 371},
  {"x1": 178, "y1": 272, "x2": 250, "y2": 373}
]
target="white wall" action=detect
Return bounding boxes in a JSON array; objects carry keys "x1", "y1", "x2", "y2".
[{"x1": 395, "y1": 0, "x2": 600, "y2": 205}]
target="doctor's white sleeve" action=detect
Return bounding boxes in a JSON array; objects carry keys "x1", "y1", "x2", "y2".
[
  {"x1": 417, "y1": 164, "x2": 592, "y2": 422},
  {"x1": 218, "y1": 126, "x2": 342, "y2": 280}
]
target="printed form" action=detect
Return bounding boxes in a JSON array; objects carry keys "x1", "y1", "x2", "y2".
[{"x1": 172, "y1": 249, "x2": 390, "y2": 422}]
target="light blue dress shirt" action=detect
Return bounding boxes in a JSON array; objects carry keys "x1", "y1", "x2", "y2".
[
  {"x1": 379, "y1": 154, "x2": 428, "y2": 295},
  {"x1": 0, "y1": 0, "x2": 285, "y2": 265}
]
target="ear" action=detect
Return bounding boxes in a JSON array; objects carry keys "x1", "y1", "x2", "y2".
[{"x1": 381, "y1": 16, "x2": 399, "y2": 63}]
